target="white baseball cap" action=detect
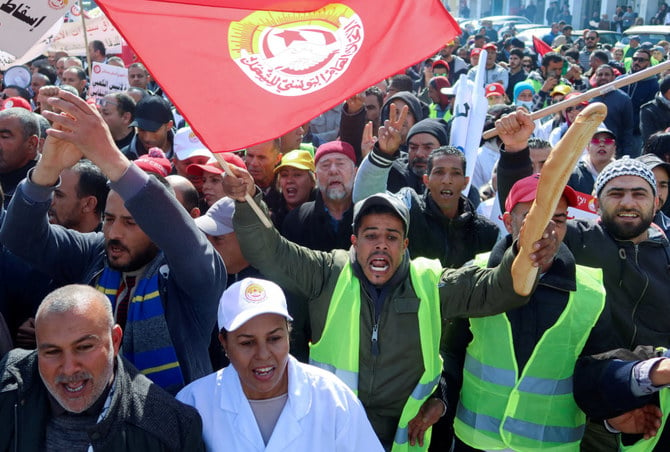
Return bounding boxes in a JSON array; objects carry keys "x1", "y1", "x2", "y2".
[
  {"x1": 218, "y1": 278, "x2": 293, "y2": 331},
  {"x1": 173, "y1": 127, "x2": 213, "y2": 161}
]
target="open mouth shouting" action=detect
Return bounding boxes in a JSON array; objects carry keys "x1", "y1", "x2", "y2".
[{"x1": 368, "y1": 252, "x2": 392, "y2": 276}]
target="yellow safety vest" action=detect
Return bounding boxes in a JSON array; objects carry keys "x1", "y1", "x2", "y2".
[
  {"x1": 455, "y1": 254, "x2": 605, "y2": 451},
  {"x1": 309, "y1": 258, "x2": 443, "y2": 451},
  {"x1": 621, "y1": 389, "x2": 670, "y2": 451}
]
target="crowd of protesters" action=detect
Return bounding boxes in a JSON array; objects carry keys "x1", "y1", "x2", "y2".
[{"x1": 1, "y1": 11, "x2": 670, "y2": 451}]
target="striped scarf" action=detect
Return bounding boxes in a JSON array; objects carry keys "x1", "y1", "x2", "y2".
[{"x1": 96, "y1": 257, "x2": 184, "y2": 393}]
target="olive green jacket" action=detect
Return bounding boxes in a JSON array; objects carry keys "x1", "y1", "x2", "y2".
[{"x1": 234, "y1": 194, "x2": 532, "y2": 447}]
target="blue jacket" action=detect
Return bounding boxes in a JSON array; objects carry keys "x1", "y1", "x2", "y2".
[{"x1": 0, "y1": 165, "x2": 226, "y2": 390}]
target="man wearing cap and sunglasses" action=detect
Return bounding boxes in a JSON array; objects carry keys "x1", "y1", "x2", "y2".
[{"x1": 225, "y1": 157, "x2": 559, "y2": 450}]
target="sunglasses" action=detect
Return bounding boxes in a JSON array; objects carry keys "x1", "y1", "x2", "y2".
[
  {"x1": 632, "y1": 57, "x2": 649, "y2": 62},
  {"x1": 591, "y1": 137, "x2": 615, "y2": 145},
  {"x1": 566, "y1": 105, "x2": 586, "y2": 113},
  {"x1": 585, "y1": 37, "x2": 597, "y2": 41}
]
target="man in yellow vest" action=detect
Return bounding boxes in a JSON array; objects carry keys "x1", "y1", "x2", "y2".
[
  {"x1": 225, "y1": 161, "x2": 559, "y2": 451},
  {"x1": 452, "y1": 174, "x2": 608, "y2": 451}
]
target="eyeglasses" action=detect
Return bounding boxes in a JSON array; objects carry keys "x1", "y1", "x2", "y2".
[
  {"x1": 632, "y1": 57, "x2": 649, "y2": 62},
  {"x1": 95, "y1": 98, "x2": 118, "y2": 107},
  {"x1": 591, "y1": 137, "x2": 615, "y2": 145},
  {"x1": 585, "y1": 37, "x2": 597, "y2": 41},
  {"x1": 566, "y1": 105, "x2": 586, "y2": 113}
]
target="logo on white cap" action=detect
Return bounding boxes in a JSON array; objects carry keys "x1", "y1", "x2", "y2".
[{"x1": 244, "y1": 283, "x2": 267, "y2": 303}]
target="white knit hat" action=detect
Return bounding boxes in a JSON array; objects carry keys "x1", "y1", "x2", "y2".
[{"x1": 594, "y1": 156, "x2": 657, "y2": 198}]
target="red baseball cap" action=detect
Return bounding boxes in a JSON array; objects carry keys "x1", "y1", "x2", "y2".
[
  {"x1": 135, "y1": 148, "x2": 172, "y2": 177},
  {"x1": 1, "y1": 97, "x2": 31, "y2": 111},
  {"x1": 505, "y1": 174, "x2": 578, "y2": 213},
  {"x1": 187, "y1": 153, "x2": 246, "y2": 177},
  {"x1": 485, "y1": 83, "x2": 505, "y2": 98}
]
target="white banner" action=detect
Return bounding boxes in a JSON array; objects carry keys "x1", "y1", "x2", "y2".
[
  {"x1": 88, "y1": 62, "x2": 128, "y2": 100},
  {"x1": 0, "y1": 17, "x2": 62, "y2": 71},
  {"x1": 49, "y1": 14, "x2": 122, "y2": 56},
  {"x1": 0, "y1": 0, "x2": 67, "y2": 57}
]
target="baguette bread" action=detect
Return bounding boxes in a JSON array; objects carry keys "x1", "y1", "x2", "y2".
[{"x1": 511, "y1": 102, "x2": 607, "y2": 295}]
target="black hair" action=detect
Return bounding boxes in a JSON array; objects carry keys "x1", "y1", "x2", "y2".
[
  {"x1": 72, "y1": 160, "x2": 110, "y2": 216},
  {"x1": 592, "y1": 50, "x2": 610, "y2": 63},
  {"x1": 644, "y1": 132, "x2": 670, "y2": 161},
  {"x1": 365, "y1": 86, "x2": 384, "y2": 109},
  {"x1": 4, "y1": 85, "x2": 31, "y2": 102},
  {"x1": 427, "y1": 146, "x2": 466, "y2": 174},
  {"x1": 509, "y1": 48, "x2": 524, "y2": 59},
  {"x1": 90, "y1": 40, "x2": 106, "y2": 57},
  {"x1": 107, "y1": 92, "x2": 136, "y2": 120},
  {"x1": 541, "y1": 52, "x2": 564, "y2": 69},
  {"x1": 388, "y1": 74, "x2": 413, "y2": 92},
  {"x1": 528, "y1": 138, "x2": 552, "y2": 150}
]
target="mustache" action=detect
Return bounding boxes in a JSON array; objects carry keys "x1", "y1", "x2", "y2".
[
  {"x1": 369, "y1": 251, "x2": 391, "y2": 260},
  {"x1": 56, "y1": 371, "x2": 92, "y2": 384},
  {"x1": 106, "y1": 239, "x2": 129, "y2": 252}
]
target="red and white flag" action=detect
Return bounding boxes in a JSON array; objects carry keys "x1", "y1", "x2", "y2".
[{"x1": 94, "y1": 0, "x2": 460, "y2": 152}]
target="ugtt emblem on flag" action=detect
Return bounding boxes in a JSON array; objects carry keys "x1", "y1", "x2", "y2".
[{"x1": 228, "y1": 3, "x2": 364, "y2": 96}]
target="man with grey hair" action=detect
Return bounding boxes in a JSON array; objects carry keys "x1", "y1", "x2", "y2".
[
  {"x1": 0, "y1": 108, "x2": 39, "y2": 207},
  {"x1": 281, "y1": 140, "x2": 357, "y2": 251},
  {"x1": 0, "y1": 284, "x2": 204, "y2": 451}
]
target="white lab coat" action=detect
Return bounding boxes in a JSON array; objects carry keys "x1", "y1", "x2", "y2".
[{"x1": 177, "y1": 355, "x2": 383, "y2": 452}]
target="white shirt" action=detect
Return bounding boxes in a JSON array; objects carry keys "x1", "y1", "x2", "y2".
[{"x1": 177, "y1": 356, "x2": 383, "y2": 452}]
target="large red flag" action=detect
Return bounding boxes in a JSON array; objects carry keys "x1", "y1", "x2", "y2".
[{"x1": 94, "y1": 0, "x2": 460, "y2": 152}]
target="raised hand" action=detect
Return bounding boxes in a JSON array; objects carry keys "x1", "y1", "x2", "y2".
[
  {"x1": 495, "y1": 109, "x2": 535, "y2": 152},
  {"x1": 345, "y1": 92, "x2": 365, "y2": 113},
  {"x1": 40, "y1": 87, "x2": 130, "y2": 182},
  {"x1": 361, "y1": 121, "x2": 377, "y2": 158},
  {"x1": 377, "y1": 103, "x2": 408, "y2": 155}
]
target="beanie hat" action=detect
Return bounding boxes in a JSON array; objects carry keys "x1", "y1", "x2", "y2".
[
  {"x1": 594, "y1": 156, "x2": 657, "y2": 197},
  {"x1": 314, "y1": 141, "x2": 356, "y2": 165},
  {"x1": 406, "y1": 119, "x2": 449, "y2": 146},
  {"x1": 381, "y1": 92, "x2": 425, "y2": 124},
  {"x1": 513, "y1": 82, "x2": 536, "y2": 103}
]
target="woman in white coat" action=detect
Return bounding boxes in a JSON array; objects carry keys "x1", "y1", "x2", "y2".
[{"x1": 177, "y1": 277, "x2": 383, "y2": 452}]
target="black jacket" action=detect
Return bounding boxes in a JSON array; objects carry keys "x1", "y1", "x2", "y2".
[
  {"x1": 498, "y1": 146, "x2": 670, "y2": 350},
  {"x1": 640, "y1": 94, "x2": 670, "y2": 144},
  {"x1": 0, "y1": 349, "x2": 204, "y2": 451},
  {"x1": 403, "y1": 189, "x2": 499, "y2": 268},
  {"x1": 281, "y1": 190, "x2": 353, "y2": 251}
]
